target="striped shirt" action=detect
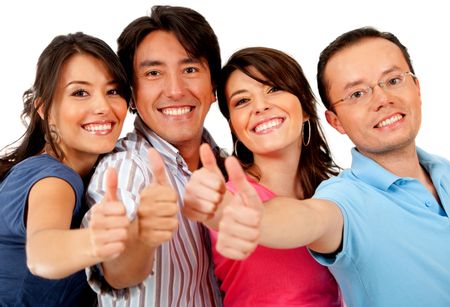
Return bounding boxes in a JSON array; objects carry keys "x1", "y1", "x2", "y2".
[{"x1": 83, "y1": 116, "x2": 224, "y2": 307}]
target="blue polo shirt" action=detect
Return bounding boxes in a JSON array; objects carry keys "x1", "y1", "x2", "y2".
[{"x1": 311, "y1": 147, "x2": 450, "y2": 307}]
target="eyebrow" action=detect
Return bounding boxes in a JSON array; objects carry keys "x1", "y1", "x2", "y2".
[
  {"x1": 65, "y1": 79, "x2": 117, "y2": 88},
  {"x1": 228, "y1": 89, "x2": 248, "y2": 101},
  {"x1": 342, "y1": 65, "x2": 404, "y2": 90},
  {"x1": 139, "y1": 60, "x2": 162, "y2": 68},
  {"x1": 138, "y1": 57, "x2": 202, "y2": 68}
]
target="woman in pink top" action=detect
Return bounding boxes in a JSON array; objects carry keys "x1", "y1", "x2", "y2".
[{"x1": 184, "y1": 47, "x2": 342, "y2": 306}]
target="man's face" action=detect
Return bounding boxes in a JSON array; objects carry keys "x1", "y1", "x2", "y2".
[
  {"x1": 132, "y1": 30, "x2": 215, "y2": 149},
  {"x1": 324, "y1": 37, "x2": 422, "y2": 157}
]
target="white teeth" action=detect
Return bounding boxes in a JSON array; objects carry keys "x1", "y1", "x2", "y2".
[
  {"x1": 377, "y1": 114, "x2": 403, "y2": 128},
  {"x1": 162, "y1": 107, "x2": 191, "y2": 116},
  {"x1": 84, "y1": 123, "x2": 112, "y2": 132},
  {"x1": 254, "y1": 118, "x2": 283, "y2": 133}
]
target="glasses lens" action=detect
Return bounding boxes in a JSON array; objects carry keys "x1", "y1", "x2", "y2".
[{"x1": 384, "y1": 72, "x2": 406, "y2": 89}]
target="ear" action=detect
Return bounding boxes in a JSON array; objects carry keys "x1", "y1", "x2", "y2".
[
  {"x1": 34, "y1": 98, "x2": 45, "y2": 120},
  {"x1": 302, "y1": 111, "x2": 310, "y2": 122},
  {"x1": 414, "y1": 76, "x2": 421, "y2": 98},
  {"x1": 210, "y1": 90, "x2": 217, "y2": 104},
  {"x1": 325, "y1": 110, "x2": 346, "y2": 135}
]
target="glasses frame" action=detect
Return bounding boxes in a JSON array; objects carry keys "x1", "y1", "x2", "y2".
[{"x1": 332, "y1": 71, "x2": 416, "y2": 107}]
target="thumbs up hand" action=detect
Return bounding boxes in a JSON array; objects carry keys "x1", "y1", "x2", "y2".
[
  {"x1": 216, "y1": 156, "x2": 263, "y2": 260},
  {"x1": 137, "y1": 148, "x2": 179, "y2": 248},
  {"x1": 183, "y1": 143, "x2": 226, "y2": 222},
  {"x1": 89, "y1": 168, "x2": 130, "y2": 260}
]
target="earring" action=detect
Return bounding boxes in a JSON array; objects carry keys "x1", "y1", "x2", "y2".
[
  {"x1": 130, "y1": 100, "x2": 137, "y2": 112},
  {"x1": 233, "y1": 139, "x2": 241, "y2": 159},
  {"x1": 45, "y1": 124, "x2": 60, "y2": 144},
  {"x1": 129, "y1": 87, "x2": 137, "y2": 112},
  {"x1": 302, "y1": 119, "x2": 311, "y2": 147}
]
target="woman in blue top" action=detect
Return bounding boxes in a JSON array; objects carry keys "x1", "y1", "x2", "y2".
[{"x1": 0, "y1": 32, "x2": 132, "y2": 306}]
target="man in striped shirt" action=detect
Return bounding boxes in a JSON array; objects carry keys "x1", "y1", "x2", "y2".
[{"x1": 83, "y1": 5, "x2": 225, "y2": 306}]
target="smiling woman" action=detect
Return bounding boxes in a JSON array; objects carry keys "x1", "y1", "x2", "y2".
[
  {"x1": 183, "y1": 46, "x2": 343, "y2": 306},
  {"x1": 0, "y1": 32, "x2": 131, "y2": 306}
]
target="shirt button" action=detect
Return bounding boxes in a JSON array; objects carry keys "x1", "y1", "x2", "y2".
[
  {"x1": 425, "y1": 200, "x2": 432, "y2": 207},
  {"x1": 176, "y1": 156, "x2": 184, "y2": 167}
]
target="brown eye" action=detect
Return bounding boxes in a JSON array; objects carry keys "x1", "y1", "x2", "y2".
[
  {"x1": 72, "y1": 89, "x2": 88, "y2": 97},
  {"x1": 235, "y1": 98, "x2": 250, "y2": 107},
  {"x1": 267, "y1": 86, "x2": 281, "y2": 93},
  {"x1": 145, "y1": 70, "x2": 160, "y2": 78},
  {"x1": 184, "y1": 67, "x2": 199, "y2": 74},
  {"x1": 107, "y1": 88, "x2": 120, "y2": 96}
]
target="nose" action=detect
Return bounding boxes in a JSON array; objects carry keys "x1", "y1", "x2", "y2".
[
  {"x1": 93, "y1": 94, "x2": 112, "y2": 115},
  {"x1": 253, "y1": 97, "x2": 271, "y2": 115},
  {"x1": 164, "y1": 72, "x2": 184, "y2": 100},
  {"x1": 370, "y1": 84, "x2": 391, "y2": 111}
]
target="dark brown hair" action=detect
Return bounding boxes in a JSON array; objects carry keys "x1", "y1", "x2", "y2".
[
  {"x1": 217, "y1": 47, "x2": 340, "y2": 198},
  {"x1": 0, "y1": 32, "x2": 131, "y2": 181}
]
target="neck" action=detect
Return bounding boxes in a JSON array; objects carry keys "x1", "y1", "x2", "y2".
[
  {"x1": 175, "y1": 138, "x2": 202, "y2": 172},
  {"x1": 252, "y1": 146, "x2": 302, "y2": 198},
  {"x1": 44, "y1": 144, "x2": 97, "y2": 178},
  {"x1": 361, "y1": 143, "x2": 421, "y2": 178}
]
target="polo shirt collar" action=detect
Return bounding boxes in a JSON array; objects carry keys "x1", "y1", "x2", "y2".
[
  {"x1": 350, "y1": 146, "x2": 446, "y2": 192},
  {"x1": 350, "y1": 147, "x2": 400, "y2": 191},
  {"x1": 417, "y1": 147, "x2": 438, "y2": 175},
  {"x1": 417, "y1": 147, "x2": 448, "y2": 188}
]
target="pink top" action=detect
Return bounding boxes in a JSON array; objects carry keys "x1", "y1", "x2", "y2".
[{"x1": 209, "y1": 178, "x2": 342, "y2": 307}]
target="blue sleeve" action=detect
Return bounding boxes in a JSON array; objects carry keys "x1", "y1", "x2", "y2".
[
  {"x1": 309, "y1": 177, "x2": 368, "y2": 269},
  {"x1": 0, "y1": 157, "x2": 83, "y2": 236}
]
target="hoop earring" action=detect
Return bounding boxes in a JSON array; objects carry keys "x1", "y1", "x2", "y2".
[
  {"x1": 130, "y1": 99, "x2": 137, "y2": 112},
  {"x1": 302, "y1": 119, "x2": 311, "y2": 147},
  {"x1": 45, "y1": 124, "x2": 60, "y2": 144},
  {"x1": 233, "y1": 139, "x2": 241, "y2": 159}
]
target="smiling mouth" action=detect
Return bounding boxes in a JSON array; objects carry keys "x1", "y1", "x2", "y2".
[
  {"x1": 159, "y1": 106, "x2": 193, "y2": 116},
  {"x1": 253, "y1": 118, "x2": 284, "y2": 133},
  {"x1": 375, "y1": 114, "x2": 404, "y2": 128},
  {"x1": 82, "y1": 123, "x2": 113, "y2": 134}
]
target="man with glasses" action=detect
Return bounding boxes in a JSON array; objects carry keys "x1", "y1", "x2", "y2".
[{"x1": 215, "y1": 27, "x2": 450, "y2": 307}]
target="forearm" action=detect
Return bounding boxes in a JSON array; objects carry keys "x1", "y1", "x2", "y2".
[
  {"x1": 26, "y1": 228, "x2": 101, "y2": 279},
  {"x1": 101, "y1": 219, "x2": 156, "y2": 289},
  {"x1": 259, "y1": 197, "x2": 343, "y2": 253}
]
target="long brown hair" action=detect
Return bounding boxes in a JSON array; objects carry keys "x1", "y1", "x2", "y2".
[
  {"x1": 0, "y1": 32, "x2": 131, "y2": 181},
  {"x1": 217, "y1": 47, "x2": 340, "y2": 198}
]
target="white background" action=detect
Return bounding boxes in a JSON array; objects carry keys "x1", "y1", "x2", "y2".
[{"x1": 1, "y1": 0, "x2": 449, "y2": 168}]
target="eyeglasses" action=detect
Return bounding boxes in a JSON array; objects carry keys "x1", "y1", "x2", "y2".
[{"x1": 332, "y1": 71, "x2": 416, "y2": 107}]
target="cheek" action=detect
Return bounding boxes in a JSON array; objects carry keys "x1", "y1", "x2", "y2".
[
  {"x1": 114, "y1": 100, "x2": 128, "y2": 121},
  {"x1": 54, "y1": 107, "x2": 81, "y2": 125},
  {"x1": 230, "y1": 112, "x2": 248, "y2": 140},
  {"x1": 135, "y1": 80, "x2": 159, "y2": 102},
  {"x1": 135, "y1": 97, "x2": 154, "y2": 116}
]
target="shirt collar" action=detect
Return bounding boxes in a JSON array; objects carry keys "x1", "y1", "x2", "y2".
[
  {"x1": 133, "y1": 116, "x2": 224, "y2": 174},
  {"x1": 350, "y1": 147, "x2": 400, "y2": 191},
  {"x1": 416, "y1": 147, "x2": 448, "y2": 189},
  {"x1": 350, "y1": 146, "x2": 447, "y2": 191}
]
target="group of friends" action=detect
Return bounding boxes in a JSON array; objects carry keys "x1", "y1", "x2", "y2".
[{"x1": 0, "y1": 4, "x2": 449, "y2": 307}]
